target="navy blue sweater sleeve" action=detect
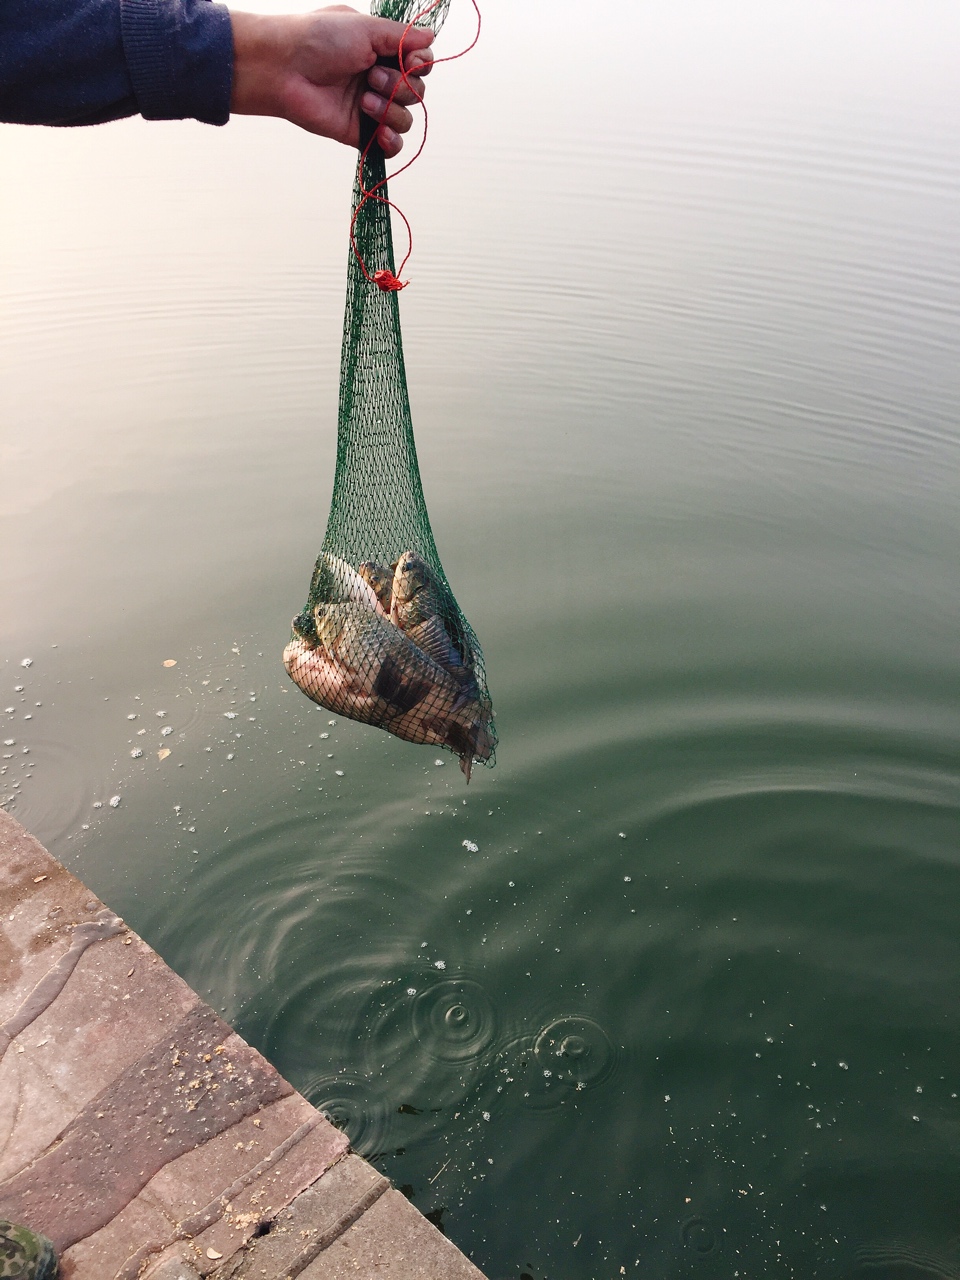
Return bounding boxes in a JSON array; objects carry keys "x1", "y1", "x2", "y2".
[{"x1": 0, "y1": 0, "x2": 233, "y2": 127}]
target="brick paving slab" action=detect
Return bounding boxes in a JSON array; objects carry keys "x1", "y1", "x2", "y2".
[
  {"x1": 146, "y1": 1262, "x2": 202, "y2": 1280},
  {"x1": 211, "y1": 1153, "x2": 389, "y2": 1279},
  {"x1": 297, "y1": 1188, "x2": 486, "y2": 1280},
  {"x1": 209, "y1": 1154, "x2": 485, "y2": 1280},
  {"x1": 59, "y1": 1190, "x2": 178, "y2": 1280},
  {"x1": 0, "y1": 811, "x2": 488, "y2": 1280}
]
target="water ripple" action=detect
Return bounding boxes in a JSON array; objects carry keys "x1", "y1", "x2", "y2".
[
  {"x1": 410, "y1": 978, "x2": 498, "y2": 1066},
  {"x1": 299, "y1": 1071, "x2": 391, "y2": 1157}
]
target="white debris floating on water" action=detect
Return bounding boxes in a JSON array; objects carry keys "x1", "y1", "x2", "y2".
[
  {"x1": 109, "y1": 796, "x2": 121, "y2": 808},
  {"x1": 20, "y1": 659, "x2": 33, "y2": 668},
  {"x1": 462, "y1": 840, "x2": 479, "y2": 853},
  {"x1": 161, "y1": 726, "x2": 173, "y2": 737},
  {"x1": 130, "y1": 749, "x2": 143, "y2": 759},
  {"x1": 224, "y1": 712, "x2": 237, "y2": 720},
  {"x1": 433, "y1": 960, "x2": 446, "y2": 970}
]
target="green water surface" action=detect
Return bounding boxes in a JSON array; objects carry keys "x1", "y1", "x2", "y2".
[{"x1": 2, "y1": 3, "x2": 960, "y2": 1276}]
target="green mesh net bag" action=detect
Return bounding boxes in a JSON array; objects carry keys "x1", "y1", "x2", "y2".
[{"x1": 283, "y1": 0, "x2": 495, "y2": 781}]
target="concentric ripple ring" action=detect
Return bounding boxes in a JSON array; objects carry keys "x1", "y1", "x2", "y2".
[{"x1": 411, "y1": 978, "x2": 498, "y2": 1065}]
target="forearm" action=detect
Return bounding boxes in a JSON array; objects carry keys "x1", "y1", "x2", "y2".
[
  {"x1": 230, "y1": 11, "x2": 298, "y2": 120},
  {"x1": 0, "y1": 0, "x2": 232, "y2": 128},
  {"x1": 0, "y1": 0, "x2": 432, "y2": 147}
]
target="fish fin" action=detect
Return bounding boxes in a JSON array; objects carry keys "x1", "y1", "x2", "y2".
[
  {"x1": 450, "y1": 675, "x2": 482, "y2": 712},
  {"x1": 443, "y1": 720, "x2": 476, "y2": 760},
  {"x1": 441, "y1": 611, "x2": 471, "y2": 668},
  {"x1": 409, "y1": 617, "x2": 477, "y2": 691}
]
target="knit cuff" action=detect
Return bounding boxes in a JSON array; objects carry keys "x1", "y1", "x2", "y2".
[{"x1": 120, "y1": 0, "x2": 232, "y2": 125}]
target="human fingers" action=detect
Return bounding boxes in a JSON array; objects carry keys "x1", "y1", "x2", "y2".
[
  {"x1": 368, "y1": 17, "x2": 434, "y2": 62},
  {"x1": 376, "y1": 123, "x2": 403, "y2": 158},
  {"x1": 360, "y1": 90, "x2": 414, "y2": 136},
  {"x1": 403, "y1": 48, "x2": 433, "y2": 77},
  {"x1": 366, "y1": 64, "x2": 428, "y2": 108}
]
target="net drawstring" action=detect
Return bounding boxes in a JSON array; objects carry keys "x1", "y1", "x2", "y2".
[
  {"x1": 372, "y1": 268, "x2": 407, "y2": 291},
  {"x1": 350, "y1": 0, "x2": 481, "y2": 291}
]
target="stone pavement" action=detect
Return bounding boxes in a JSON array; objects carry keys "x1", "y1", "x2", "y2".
[{"x1": 0, "y1": 811, "x2": 487, "y2": 1280}]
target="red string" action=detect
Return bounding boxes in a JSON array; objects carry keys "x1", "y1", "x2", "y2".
[
  {"x1": 372, "y1": 268, "x2": 406, "y2": 291},
  {"x1": 350, "y1": 0, "x2": 481, "y2": 292}
]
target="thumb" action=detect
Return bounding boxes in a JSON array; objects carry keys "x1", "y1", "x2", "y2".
[{"x1": 368, "y1": 17, "x2": 435, "y2": 60}]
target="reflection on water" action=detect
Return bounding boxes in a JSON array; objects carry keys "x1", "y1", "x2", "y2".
[{"x1": 3, "y1": 1, "x2": 960, "y2": 1276}]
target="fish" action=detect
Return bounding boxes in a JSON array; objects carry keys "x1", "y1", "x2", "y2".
[
  {"x1": 283, "y1": 602, "x2": 494, "y2": 779},
  {"x1": 407, "y1": 615, "x2": 480, "y2": 702},
  {"x1": 310, "y1": 552, "x2": 385, "y2": 616},
  {"x1": 390, "y1": 550, "x2": 442, "y2": 630},
  {"x1": 390, "y1": 550, "x2": 476, "y2": 683},
  {"x1": 357, "y1": 560, "x2": 394, "y2": 613}
]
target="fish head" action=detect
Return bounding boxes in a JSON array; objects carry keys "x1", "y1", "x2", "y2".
[
  {"x1": 313, "y1": 603, "x2": 406, "y2": 679},
  {"x1": 358, "y1": 561, "x2": 394, "y2": 611},
  {"x1": 312, "y1": 600, "x2": 356, "y2": 652},
  {"x1": 291, "y1": 610, "x2": 318, "y2": 646},
  {"x1": 311, "y1": 552, "x2": 384, "y2": 613},
  {"x1": 391, "y1": 551, "x2": 433, "y2": 606}
]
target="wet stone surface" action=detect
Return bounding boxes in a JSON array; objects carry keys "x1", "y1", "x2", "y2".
[{"x1": 0, "y1": 811, "x2": 486, "y2": 1280}]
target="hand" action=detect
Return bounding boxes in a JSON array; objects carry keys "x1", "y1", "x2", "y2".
[{"x1": 230, "y1": 5, "x2": 434, "y2": 157}]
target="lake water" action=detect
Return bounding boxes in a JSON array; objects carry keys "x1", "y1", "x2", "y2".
[{"x1": 3, "y1": 2, "x2": 960, "y2": 1276}]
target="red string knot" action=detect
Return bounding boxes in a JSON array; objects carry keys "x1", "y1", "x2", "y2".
[{"x1": 373, "y1": 269, "x2": 407, "y2": 292}]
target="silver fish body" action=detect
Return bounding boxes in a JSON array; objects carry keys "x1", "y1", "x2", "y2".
[{"x1": 311, "y1": 552, "x2": 385, "y2": 615}]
